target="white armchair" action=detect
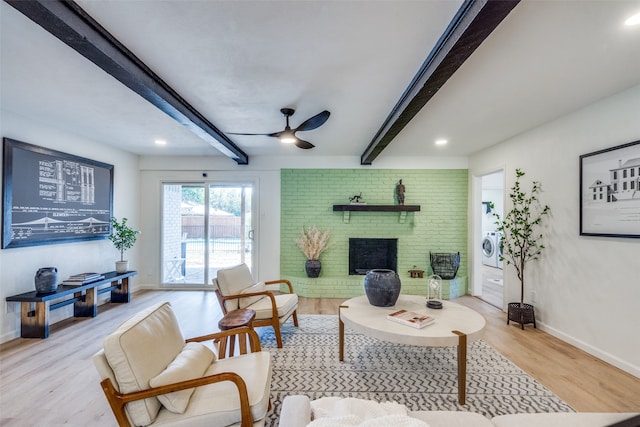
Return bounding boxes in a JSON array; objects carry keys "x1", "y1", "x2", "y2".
[
  {"x1": 213, "y1": 263, "x2": 299, "y2": 348},
  {"x1": 93, "y1": 302, "x2": 272, "y2": 427}
]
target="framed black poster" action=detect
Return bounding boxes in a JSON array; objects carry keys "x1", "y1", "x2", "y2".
[
  {"x1": 579, "y1": 140, "x2": 640, "y2": 238},
  {"x1": 2, "y1": 138, "x2": 114, "y2": 248}
]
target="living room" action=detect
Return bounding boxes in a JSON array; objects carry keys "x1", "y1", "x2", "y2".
[{"x1": 1, "y1": 0, "x2": 639, "y2": 425}]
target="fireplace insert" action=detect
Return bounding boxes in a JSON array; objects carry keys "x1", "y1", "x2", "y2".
[{"x1": 349, "y1": 238, "x2": 397, "y2": 275}]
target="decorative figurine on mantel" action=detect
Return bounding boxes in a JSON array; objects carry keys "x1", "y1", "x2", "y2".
[
  {"x1": 396, "y1": 179, "x2": 405, "y2": 205},
  {"x1": 349, "y1": 193, "x2": 366, "y2": 205}
]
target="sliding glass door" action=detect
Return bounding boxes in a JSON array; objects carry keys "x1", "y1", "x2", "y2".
[{"x1": 161, "y1": 182, "x2": 254, "y2": 286}]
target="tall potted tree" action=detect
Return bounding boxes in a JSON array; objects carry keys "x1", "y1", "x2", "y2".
[
  {"x1": 109, "y1": 217, "x2": 140, "y2": 273},
  {"x1": 493, "y1": 169, "x2": 550, "y2": 329}
]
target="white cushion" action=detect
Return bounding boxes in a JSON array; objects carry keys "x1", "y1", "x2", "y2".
[
  {"x1": 151, "y1": 352, "x2": 272, "y2": 426},
  {"x1": 92, "y1": 349, "x2": 118, "y2": 392},
  {"x1": 309, "y1": 397, "x2": 429, "y2": 426},
  {"x1": 248, "y1": 293, "x2": 298, "y2": 320},
  {"x1": 239, "y1": 281, "x2": 267, "y2": 309},
  {"x1": 103, "y1": 302, "x2": 185, "y2": 426},
  {"x1": 216, "y1": 264, "x2": 256, "y2": 311},
  {"x1": 149, "y1": 342, "x2": 215, "y2": 414},
  {"x1": 279, "y1": 395, "x2": 312, "y2": 427},
  {"x1": 217, "y1": 264, "x2": 254, "y2": 295}
]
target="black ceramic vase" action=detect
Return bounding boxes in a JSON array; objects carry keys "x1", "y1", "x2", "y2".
[
  {"x1": 35, "y1": 267, "x2": 58, "y2": 294},
  {"x1": 364, "y1": 269, "x2": 401, "y2": 307},
  {"x1": 305, "y1": 260, "x2": 322, "y2": 278}
]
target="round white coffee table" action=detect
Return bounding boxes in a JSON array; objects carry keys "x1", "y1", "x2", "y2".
[{"x1": 339, "y1": 294, "x2": 486, "y2": 404}]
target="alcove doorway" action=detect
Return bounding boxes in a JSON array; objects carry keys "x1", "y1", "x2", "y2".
[{"x1": 479, "y1": 170, "x2": 504, "y2": 309}]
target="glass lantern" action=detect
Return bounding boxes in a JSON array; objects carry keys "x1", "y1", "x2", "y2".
[{"x1": 427, "y1": 274, "x2": 443, "y2": 309}]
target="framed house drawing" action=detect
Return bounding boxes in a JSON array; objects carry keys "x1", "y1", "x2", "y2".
[{"x1": 580, "y1": 140, "x2": 640, "y2": 238}]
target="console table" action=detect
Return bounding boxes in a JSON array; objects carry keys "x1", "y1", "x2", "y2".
[{"x1": 6, "y1": 271, "x2": 137, "y2": 338}]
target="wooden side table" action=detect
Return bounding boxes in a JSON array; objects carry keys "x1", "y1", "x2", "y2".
[{"x1": 217, "y1": 308, "x2": 256, "y2": 358}]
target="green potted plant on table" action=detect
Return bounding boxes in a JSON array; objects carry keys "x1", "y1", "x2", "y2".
[
  {"x1": 109, "y1": 217, "x2": 140, "y2": 273},
  {"x1": 493, "y1": 169, "x2": 550, "y2": 329},
  {"x1": 295, "y1": 226, "x2": 331, "y2": 278}
]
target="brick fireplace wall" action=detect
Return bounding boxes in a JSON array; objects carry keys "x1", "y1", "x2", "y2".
[{"x1": 280, "y1": 169, "x2": 468, "y2": 298}]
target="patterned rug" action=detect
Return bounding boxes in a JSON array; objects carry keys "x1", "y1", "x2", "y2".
[{"x1": 259, "y1": 314, "x2": 573, "y2": 426}]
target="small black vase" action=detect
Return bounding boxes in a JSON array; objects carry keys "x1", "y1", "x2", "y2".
[
  {"x1": 305, "y1": 260, "x2": 322, "y2": 278},
  {"x1": 35, "y1": 267, "x2": 58, "y2": 294},
  {"x1": 364, "y1": 269, "x2": 401, "y2": 307}
]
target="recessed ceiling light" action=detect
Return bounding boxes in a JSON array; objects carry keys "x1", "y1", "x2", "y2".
[
  {"x1": 435, "y1": 139, "x2": 448, "y2": 146},
  {"x1": 155, "y1": 139, "x2": 167, "y2": 146},
  {"x1": 625, "y1": 12, "x2": 640, "y2": 26}
]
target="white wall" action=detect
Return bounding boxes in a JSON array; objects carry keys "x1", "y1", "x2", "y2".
[
  {"x1": 469, "y1": 84, "x2": 640, "y2": 377},
  {"x1": 137, "y1": 155, "x2": 468, "y2": 285},
  {"x1": 0, "y1": 110, "x2": 140, "y2": 342},
  {"x1": 481, "y1": 170, "x2": 504, "y2": 233}
]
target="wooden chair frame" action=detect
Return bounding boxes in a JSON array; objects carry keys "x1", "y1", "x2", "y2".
[
  {"x1": 214, "y1": 279, "x2": 299, "y2": 348},
  {"x1": 99, "y1": 327, "x2": 263, "y2": 427}
]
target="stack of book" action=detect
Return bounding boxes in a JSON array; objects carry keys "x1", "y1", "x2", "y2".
[
  {"x1": 62, "y1": 273, "x2": 105, "y2": 286},
  {"x1": 386, "y1": 309, "x2": 435, "y2": 329}
]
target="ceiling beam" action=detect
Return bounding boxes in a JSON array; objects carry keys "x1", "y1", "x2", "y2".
[
  {"x1": 361, "y1": 0, "x2": 520, "y2": 165},
  {"x1": 6, "y1": 0, "x2": 249, "y2": 165}
]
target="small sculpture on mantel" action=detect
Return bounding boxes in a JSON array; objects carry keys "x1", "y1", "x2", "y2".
[
  {"x1": 396, "y1": 179, "x2": 406, "y2": 205},
  {"x1": 349, "y1": 193, "x2": 365, "y2": 204}
]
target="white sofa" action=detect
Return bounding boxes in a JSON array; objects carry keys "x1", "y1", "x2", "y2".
[{"x1": 278, "y1": 395, "x2": 639, "y2": 427}]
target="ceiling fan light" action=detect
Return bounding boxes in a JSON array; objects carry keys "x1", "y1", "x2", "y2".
[{"x1": 280, "y1": 130, "x2": 297, "y2": 144}]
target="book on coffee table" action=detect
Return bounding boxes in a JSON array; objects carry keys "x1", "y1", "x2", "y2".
[{"x1": 386, "y1": 309, "x2": 435, "y2": 329}]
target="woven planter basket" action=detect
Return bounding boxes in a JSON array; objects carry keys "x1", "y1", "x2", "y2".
[{"x1": 507, "y1": 302, "x2": 537, "y2": 330}]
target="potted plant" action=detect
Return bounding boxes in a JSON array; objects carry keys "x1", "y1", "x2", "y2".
[
  {"x1": 109, "y1": 217, "x2": 140, "y2": 273},
  {"x1": 492, "y1": 169, "x2": 550, "y2": 329},
  {"x1": 295, "y1": 226, "x2": 331, "y2": 278}
]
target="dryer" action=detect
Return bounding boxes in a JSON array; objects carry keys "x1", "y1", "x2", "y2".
[
  {"x1": 496, "y1": 231, "x2": 504, "y2": 269},
  {"x1": 482, "y1": 231, "x2": 498, "y2": 268}
]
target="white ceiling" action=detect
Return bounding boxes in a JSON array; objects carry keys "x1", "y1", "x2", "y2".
[{"x1": 2, "y1": 0, "x2": 640, "y2": 163}]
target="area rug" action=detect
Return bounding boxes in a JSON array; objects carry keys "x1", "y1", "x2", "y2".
[{"x1": 259, "y1": 315, "x2": 573, "y2": 426}]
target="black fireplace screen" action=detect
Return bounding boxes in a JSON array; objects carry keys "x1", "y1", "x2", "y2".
[{"x1": 349, "y1": 238, "x2": 398, "y2": 275}]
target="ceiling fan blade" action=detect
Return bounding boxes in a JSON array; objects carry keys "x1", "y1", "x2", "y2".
[
  {"x1": 227, "y1": 131, "x2": 281, "y2": 138},
  {"x1": 295, "y1": 110, "x2": 330, "y2": 132},
  {"x1": 294, "y1": 138, "x2": 315, "y2": 149}
]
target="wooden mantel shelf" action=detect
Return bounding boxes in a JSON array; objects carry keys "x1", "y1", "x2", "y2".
[
  {"x1": 332, "y1": 204, "x2": 420, "y2": 212},
  {"x1": 332, "y1": 204, "x2": 420, "y2": 223}
]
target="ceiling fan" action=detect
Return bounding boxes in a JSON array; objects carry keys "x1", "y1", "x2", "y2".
[{"x1": 228, "y1": 108, "x2": 330, "y2": 149}]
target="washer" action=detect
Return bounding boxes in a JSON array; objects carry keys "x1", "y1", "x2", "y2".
[
  {"x1": 496, "y1": 231, "x2": 504, "y2": 269},
  {"x1": 482, "y1": 232, "x2": 498, "y2": 267}
]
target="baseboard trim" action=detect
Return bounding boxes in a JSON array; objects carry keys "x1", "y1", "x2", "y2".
[{"x1": 539, "y1": 322, "x2": 640, "y2": 378}]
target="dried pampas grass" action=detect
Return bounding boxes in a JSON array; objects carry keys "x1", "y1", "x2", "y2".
[{"x1": 295, "y1": 226, "x2": 331, "y2": 260}]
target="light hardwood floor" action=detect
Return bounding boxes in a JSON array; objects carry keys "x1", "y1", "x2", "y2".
[{"x1": 1, "y1": 291, "x2": 638, "y2": 426}]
